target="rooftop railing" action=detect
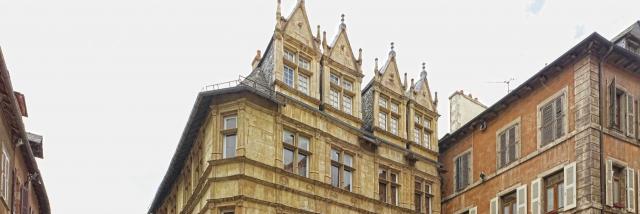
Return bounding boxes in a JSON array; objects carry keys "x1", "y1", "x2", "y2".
[{"x1": 201, "y1": 75, "x2": 282, "y2": 103}]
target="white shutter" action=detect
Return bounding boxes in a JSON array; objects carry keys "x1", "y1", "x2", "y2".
[
  {"x1": 469, "y1": 207, "x2": 477, "y2": 214},
  {"x1": 629, "y1": 95, "x2": 636, "y2": 137},
  {"x1": 490, "y1": 197, "x2": 498, "y2": 214},
  {"x1": 606, "y1": 159, "x2": 613, "y2": 206},
  {"x1": 564, "y1": 162, "x2": 577, "y2": 209},
  {"x1": 531, "y1": 178, "x2": 541, "y2": 214},
  {"x1": 517, "y1": 185, "x2": 527, "y2": 214},
  {"x1": 627, "y1": 168, "x2": 636, "y2": 212}
]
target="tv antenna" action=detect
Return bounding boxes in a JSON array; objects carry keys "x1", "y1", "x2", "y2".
[{"x1": 487, "y1": 78, "x2": 516, "y2": 93}]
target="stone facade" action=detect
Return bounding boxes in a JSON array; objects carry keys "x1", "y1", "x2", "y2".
[
  {"x1": 439, "y1": 23, "x2": 640, "y2": 214},
  {"x1": 148, "y1": 1, "x2": 440, "y2": 214}
]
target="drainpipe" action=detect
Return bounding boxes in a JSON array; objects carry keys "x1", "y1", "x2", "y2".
[{"x1": 599, "y1": 44, "x2": 614, "y2": 208}]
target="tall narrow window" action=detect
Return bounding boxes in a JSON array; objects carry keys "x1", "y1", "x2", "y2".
[
  {"x1": 329, "y1": 90, "x2": 340, "y2": 108},
  {"x1": 414, "y1": 127, "x2": 421, "y2": 143},
  {"x1": 498, "y1": 124, "x2": 519, "y2": 168},
  {"x1": 330, "y1": 148, "x2": 355, "y2": 191},
  {"x1": 544, "y1": 171, "x2": 564, "y2": 213},
  {"x1": 343, "y1": 95, "x2": 353, "y2": 114},
  {"x1": 0, "y1": 149, "x2": 8, "y2": 200},
  {"x1": 297, "y1": 74, "x2": 309, "y2": 95},
  {"x1": 379, "y1": 167, "x2": 399, "y2": 205},
  {"x1": 540, "y1": 93, "x2": 565, "y2": 146},
  {"x1": 423, "y1": 132, "x2": 431, "y2": 149},
  {"x1": 222, "y1": 115, "x2": 237, "y2": 158},
  {"x1": 282, "y1": 129, "x2": 311, "y2": 177},
  {"x1": 283, "y1": 65, "x2": 295, "y2": 87},
  {"x1": 415, "y1": 180, "x2": 432, "y2": 213},
  {"x1": 501, "y1": 191, "x2": 517, "y2": 214},
  {"x1": 390, "y1": 117, "x2": 398, "y2": 135},
  {"x1": 378, "y1": 112, "x2": 387, "y2": 129},
  {"x1": 455, "y1": 152, "x2": 471, "y2": 192}
]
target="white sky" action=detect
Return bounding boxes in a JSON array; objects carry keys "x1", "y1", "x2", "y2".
[{"x1": 0, "y1": 0, "x2": 638, "y2": 213}]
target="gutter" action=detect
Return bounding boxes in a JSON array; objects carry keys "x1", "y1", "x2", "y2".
[{"x1": 598, "y1": 44, "x2": 614, "y2": 208}]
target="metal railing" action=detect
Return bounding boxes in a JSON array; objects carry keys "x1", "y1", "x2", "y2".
[{"x1": 201, "y1": 75, "x2": 282, "y2": 103}]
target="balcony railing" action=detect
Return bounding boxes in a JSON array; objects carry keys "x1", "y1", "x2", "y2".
[{"x1": 201, "y1": 75, "x2": 282, "y2": 103}]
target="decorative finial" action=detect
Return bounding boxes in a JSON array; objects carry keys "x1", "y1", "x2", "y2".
[
  {"x1": 434, "y1": 92, "x2": 439, "y2": 106},
  {"x1": 420, "y1": 62, "x2": 427, "y2": 79},
  {"x1": 341, "y1": 14, "x2": 345, "y2": 24},
  {"x1": 389, "y1": 42, "x2": 396, "y2": 57},
  {"x1": 374, "y1": 58, "x2": 379, "y2": 72},
  {"x1": 357, "y1": 48, "x2": 363, "y2": 63},
  {"x1": 322, "y1": 31, "x2": 328, "y2": 49},
  {"x1": 276, "y1": 0, "x2": 282, "y2": 18},
  {"x1": 403, "y1": 73, "x2": 408, "y2": 89},
  {"x1": 316, "y1": 25, "x2": 321, "y2": 40},
  {"x1": 411, "y1": 78, "x2": 415, "y2": 88}
]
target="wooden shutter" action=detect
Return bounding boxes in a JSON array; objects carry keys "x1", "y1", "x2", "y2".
[
  {"x1": 555, "y1": 96, "x2": 564, "y2": 139},
  {"x1": 463, "y1": 153, "x2": 470, "y2": 188},
  {"x1": 516, "y1": 185, "x2": 527, "y2": 214},
  {"x1": 541, "y1": 103, "x2": 554, "y2": 145},
  {"x1": 627, "y1": 168, "x2": 635, "y2": 212},
  {"x1": 469, "y1": 207, "x2": 477, "y2": 214},
  {"x1": 564, "y1": 162, "x2": 577, "y2": 209},
  {"x1": 455, "y1": 157, "x2": 460, "y2": 191},
  {"x1": 508, "y1": 127, "x2": 517, "y2": 164},
  {"x1": 606, "y1": 159, "x2": 613, "y2": 206},
  {"x1": 490, "y1": 197, "x2": 498, "y2": 214},
  {"x1": 499, "y1": 133, "x2": 506, "y2": 168},
  {"x1": 628, "y1": 95, "x2": 635, "y2": 137},
  {"x1": 531, "y1": 178, "x2": 541, "y2": 214},
  {"x1": 610, "y1": 78, "x2": 618, "y2": 127}
]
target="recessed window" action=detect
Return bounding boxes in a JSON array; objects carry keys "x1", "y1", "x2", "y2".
[
  {"x1": 414, "y1": 127, "x2": 421, "y2": 143},
  {"x1": 284, "y1": 49, "x2": 295, "y2": 62},
  {"x1": 455, "y1": 152, "x2": 471, "y2": 192},
  {"x1": 331, "y1": 148, "x2": 354, "y2": 191},
  {"x1": 298, "y1": 57, "x2": 310, "y2": 70},
  {"x1": 342, "y1": 80, "x2": 353, "y2": 91},
  {"x1": 501, "y1": 191, "x2": 517, "y2": 214},
  {"x1": 415, "y1": 115, "x2": 421, "y2": 125},
  {"x1": 539, "y1": 91, "x2": 566, "y2": 147},
  {"x1": 415, "y1": 179, "x2": 433, "y2": 214},
  {"x1": 329, "y1": 90, "x2": 340, "y2": 108},
  {"x1": 282, "y1": 129, "x2": 311, "y2": 177},
  {"x1": 390, "y1": 102, "x2": 399, "y2": 114},
  {"x1": 222, "y1": 115, "x2": 238, "y2": 159},
  {"x1": 330, "y1": 73, "x2": 340, "y2": 85},
  {"x1": 283, "y1": 65, "x2": 295, "y2": 87},
  {"x1": 378, "y1": 112, "x2": 387, "y2": 129},
  {"x1": 423, "y1": 132, "x2": 431, "y2": 149},
  {"x1": 297, "y1": 74, "x2": 309, "y2": 95},
  {"x1": 379, "y1": 96, "x2": 388, "y2": 109},
  {"x1": 379, "y1": 167, "x2": 399, "y2": 205},
  {"x1": 342, "y1": 95, "x2": 352, "y2": 114},
  {"x1": 609, "y1": 78, "x2": 636, "y2": 137},
  {"x1": 498, "y1": 124, "x2": 519, "y2": 168},
  {"x1": 390, "y1": 117, "x2": 398, "y2": 135},
  {"x1": 544, "y1": 171, "x2": 564, "y2": 213}
]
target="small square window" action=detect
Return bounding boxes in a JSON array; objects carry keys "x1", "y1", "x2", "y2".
[
  {"x1": 283, "y1": 130, "x2": 294, "y2": 145},
  {"x1": 298, "y1": 57, "x2": 310, "y2": 70},
  {"x1": 379, "y1": 97, "x2": 388, "y2": 108},
  {"x1": 298, "y1": 135, "x2": 310, "y2": 150},
  {"x1": 330, "y1": 73, "x2": 340, "y2": 85},
  {"x1": 284, "y1": 49, "x2": 295, "y2": 62},
  {"x1": 224, "y1": 115, "x2": 237, "y2": 129},
  {"x1": 343, "y1": 153, "x2": 353, "y2": 167},
  {"x1": 342, "y1": 80, "x2": 353, "y2": 91},
  {"x1": 390, "y1": 103, "x2": 399, "y2": 114}
]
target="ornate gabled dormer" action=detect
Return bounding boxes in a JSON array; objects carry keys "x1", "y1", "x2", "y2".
[
  {"x1": 407, "y1": 63, "x2": 439, "y2": 153},
  {"x1": 612, "y1": 21, "x2": 640, "y2": 55},
  {"x1": 321, "y1": 14, "x2": 364, "y2": 127},
  {"x1": 271, "y1": 0, "x2": 322, "y2": 107},
  {"x1": 362, "y1": 43, "x2": 409, "y2": 146}
]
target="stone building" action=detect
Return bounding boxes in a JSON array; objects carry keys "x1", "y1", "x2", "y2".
[
  {"x1": 0, "y1": 48, "x2": 50, "y2": 213},
  {"x1": 439, "y1": 22, "x2": 640, "y2": 214},
  {"x1": 449, "y1": 91, "x2": 487, "y2": 133},
  {"x1": 148, "y1": 1, "x2": 440, "y2": 214}
]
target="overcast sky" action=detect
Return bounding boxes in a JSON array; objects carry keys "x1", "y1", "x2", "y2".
[{"x1": 1, "y1": 0, "x2": 639, "y2": 213}]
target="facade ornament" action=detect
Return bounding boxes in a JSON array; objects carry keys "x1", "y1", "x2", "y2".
[
  {"x1": 322, "y1": 31, "x2": 328, "y2": 50},
  {"x1": 421, "y1": 62, "x2": 427, "y2": 80},
  {"x1": 403, "y1": 73, "x2": 407, "y2": 90},
  {"x1": 389, "y1": 42, "x2": 396, "y2": 57},
  {"x1": 357, "y1": 48, "x2": 363, "y2": 65}
]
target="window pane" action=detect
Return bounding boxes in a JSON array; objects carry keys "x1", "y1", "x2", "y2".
[
  {"x1": 415, "y1": 115, "x2": 421, "y2": 125},
  {"x1": 379, "y1": 182, "x2": 387, "y2": 202},
  {"x1": 331, "y1": 165, "x2": 340, "y2": 187},
  {"x1": 283, "y1": 130, "x2": 294, "y2": 145},
  {"x1": 283, "y1": 148, "x2": 294, "y2": 172},
  {"x1": 546, "y1": 187, "x2": 554, "y2": 212},
  {"x1": 298, "y1": 57, "x2": 310, "y2": 70},
  {"x1": 283, "y1": 66, "x2": 295, "y2": 87},
  {"x1": 298, "y1": 136, "x2": 309, "y2": 150},
  {"x1": 424, "y1": 118, "x2": 431, "y2": 129},
  {"x1": 414, "y1": 128, "x2": 421, "y2": 143},
  {"x1": 224, "y1": 115, "x2": 237, "y2": 129},
  {"x1": 331, "y1": 149, "x2": 340, "y2": 162},
  {"x1": 379, "y1": 97, "x2": 387, "y2": 108},
  {"x1": 379, "y1": 169, "x2": 387, "y2": 179},
  {"x1": 284, "y1": 49, "x2": 295, "y2": 62},
  {"x1": 297, "y1": 74, "x2": 309, "y2": 95},
  {"x1": 330, "y1": 73, "x2": 340, "y2": 85},
  {"x1": 391, "y1": 185, "x2": 398, "y2": 205},
  {"x1": 390, "y1": 117, "x2": 398, "y2": 134},
  {"x1": 297, "y1": 153, "x2": 308, "y2": 177},
  {"x1": 378, "y1": 112, "x2": 387, "y2": 129},
  {"x1": 342, "y1": 80, "x2": 353, "y2": 91},
  {"x1": 342, "y1": 95, "x2": 352, "y2": 114},
  {"x1": 330, "y1": 90, "x2": 340, "y2": 108},
  {"x1": 558, "y1": 183, "x2": 564, "y2": 208},
  {"x1": 224, "y1": 134, "x2": 236, "y2": 158},
  {"x1": 423, "y1": 132, "x2": 431, "y2": 149},
  {"x1": 415, "y1": 193, "x2": 422, "y2": 212},
  {"x1": 390, "y1": 103, "x2": 399, "y2": 113},
  {"x1": 343, "y1": 169, "x2": 352, "y2": 191},
  {"x1": 390, "y1": 173, "x2": 397, "y2": 183},
  {"x1": 343, "y1": 153, "x2": 353, "y2": 167}
]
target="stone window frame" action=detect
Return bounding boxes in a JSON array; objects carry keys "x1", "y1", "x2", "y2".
[
  {"x1": 536, "y1": 86, "x2": 569, "y2": 150},
  {"x1": 221, "y1": 112, "x2": 238, "y2": 159},
  {"x1": 414, "y1": 111, "x2": 435, "y2": 150},
  {"x1": 378, "y1": 165, "x2": 401, "y2": 205},
  {"x1": 414, "y1": 177, "x2": 434, "y2": 214},
  {"x1": 281, "y1": 126, "x2": 313, "y2": 178},
  {"x1": 330, "y1": 147, "x2": 356, "y2": 192},
  {"x1": 219, "y1": 207, "x2": 236, "y2": 214},
  {"x1": 328, "y1": 69, "x2": 356, "y2": 115},
  {"x1": 608, "y1": 77, "x2": 636, "y2": 138},
  {"x1": 495, "y1": 117, "x2": 521, "y2": 169},
  {"x1": 377, "y1": 93, "x2": 402, "y2": 136},
  {"x1": 282, "y1": 47, "x2": 314, "y2": 95},
  {"x1": 453, "y1": 149, "x2": 472, "y2": 193}
]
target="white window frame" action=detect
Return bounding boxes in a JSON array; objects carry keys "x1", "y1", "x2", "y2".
[
  {"x1": 342, "y1": 79, "x2": 353, "y2": 91},
  {"x1": 330, "y1": 73, "x2": 340, "y2": 85},
  {"x1": 536, "y1": 87, "x2": 569, "y2": 149},
  {"x1": 222, "y1": 115, "x2": 238, "y2": 159},
  {"x1": 283, "y1": 65, "x2": 295, "y2": 87},
  {"x1": 329, "y1": 90, "x2": 340, "y2": 108},
  {"x1": 379, "y1": 96, "x2": 388, "y2": 109},
  {"x1": 390, "y1": 117, "x2": 398, "y2": 135},
  {"x1": 284, "y1": 49, "x2": 295, "y2": 62},
  {"x1": 496, "y1": 117, "x2": 521, "y2": 169},
  {"x1": 298, "y1": 57, "x2": 310, "y2": 70},
  {"x1": 297, "y1": 74, "x2": 309, "y2": 95},
  {"x1": 379, "y1": 112, "x2": 387, "y2": 130},
  {"x1": 342, "y1": 95, "x2": 352, "y2": 114},
  {"x1": 390, "y1": 102, "x2": 399, "y2": 114}
]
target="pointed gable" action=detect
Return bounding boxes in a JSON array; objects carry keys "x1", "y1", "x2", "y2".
[
  {"x1": 378, "y1": 53, "x2": 405, "y2": 96},
  {"x1": 328, "y1": 26, "x2": 358, "y2": 71},
  {"x1": 282, "y1": 1, "x2": 317, "y2": 50}
]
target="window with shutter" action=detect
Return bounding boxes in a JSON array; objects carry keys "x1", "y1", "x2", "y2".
[
  {"x1": 541, "y1": 103, "x2": 555, "y2": 146},
  {"x1": 469, "y1": 207, "x2": 477, "y2": 214},
  {"x1": 531, "y1": 178, "x2": 541, "y2": 214},
  {"x1": 539, "y1": 91, "x2": 566, "y2": 147},
  {"x1": 516, "y1": 185, "x2": 527, "y2": 214},
  {"x1": 498, "y1": 124, "x2": 520, "y2": 168},
  {"x1": 564, "y1": 162, "x2": 577, "y2": 210},
  {"x1": 627, "y1": 95, "x2": 635, "y2": 137},
  {"x1": 490, "y1": 197, "x2": 498, "y2": 214},
  {"x1": 626, "y1": 168, "x2": 635, "y2": 212},
  {"x1": 455, "y1": 152, "x2": 471, "y2": 192},
  {"x1": 606, "y1": 160, "x2": 614, "y2": 206}
]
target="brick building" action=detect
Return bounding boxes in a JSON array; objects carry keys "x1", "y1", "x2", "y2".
[
  {"x1": 439, "y1": 22, "x2": 640, "y2": 214},
  {"x1": 0, "y1": 48, "x2": 50, "y2": 214},
  {"x1": 147, "y1": 1, "x2": 440, "y2": 213}
]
